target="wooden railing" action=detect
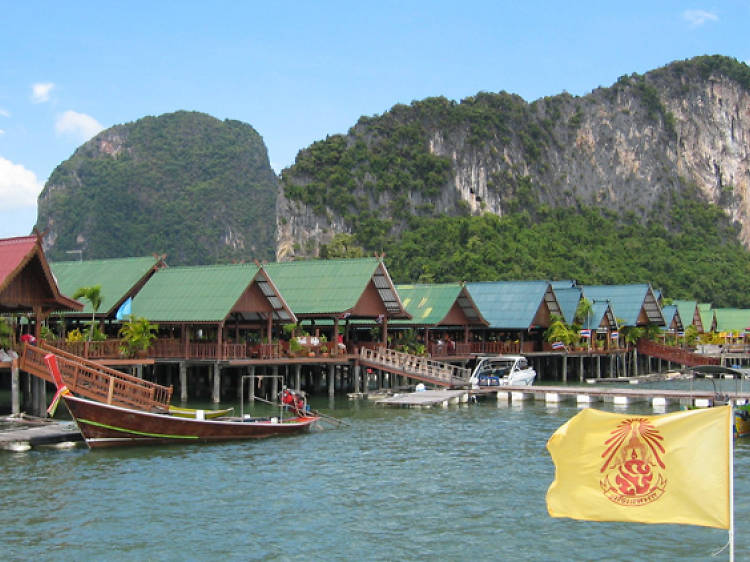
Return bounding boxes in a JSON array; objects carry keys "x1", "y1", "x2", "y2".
[
  {"x1": 636, "y1": 339, "x2": 720, "y2": 367},
  {"x1": 51, "y1": 339, "x2": 124, "y2": 359},
  {"x1": 359, "y1": 347, "x2": 472, "y2": 387},
  {"x1": 21, "y1": 343, "x2": 172, "y2": 411}
]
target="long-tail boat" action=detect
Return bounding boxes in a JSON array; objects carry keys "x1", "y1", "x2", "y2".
[{"x1": 42, "y1": 352, "x2": 318, "y2": 449}]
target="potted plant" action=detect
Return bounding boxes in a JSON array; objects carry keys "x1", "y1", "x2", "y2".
[
  {"x1": 320, "y1": 343, "x2": 329, "y2": 357},
  {"x1": 289, "y1": 337, "x2": 304, "y2": 357},
  {"x1": 118, "y1": 316, "x2": 158, "y2": 358}
]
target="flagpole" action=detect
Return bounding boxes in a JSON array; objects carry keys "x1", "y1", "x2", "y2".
[{"x1": 729, "y1": 404, "x2": 735, "y2": 562}]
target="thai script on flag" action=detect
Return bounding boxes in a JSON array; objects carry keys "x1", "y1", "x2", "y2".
[
  {"x1": 610, "y1": 331, "x2": 619, "y2": 339},
  {"x1": 552, "y1": 341, "x2": 566, "y2": 350},
  {"x1": 579, "y1": 329, "x2": 591, "y2": 338}
]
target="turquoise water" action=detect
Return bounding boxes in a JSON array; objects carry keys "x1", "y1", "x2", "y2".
[{"x1": 2, "y1": 397, "x2": 748, "y2": 561}]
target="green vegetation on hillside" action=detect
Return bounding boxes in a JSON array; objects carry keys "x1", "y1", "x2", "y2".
[
  {"x1": 331, "y1": 184, "x2": 750, "y2": 307},
  {"x1": 37, "y1": 111, "x2": 277, "y2": 265}
]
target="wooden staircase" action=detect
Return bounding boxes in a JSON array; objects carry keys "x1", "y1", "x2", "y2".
[
  {"x1": 20, "y1": 342, "x2": 172, "y2": 412},
  {"x1": 359, "y1": 347, "x2": 472, "y2": 388},
  {"x1": 636, "y1": 339, "x2": 720, "y2": 368}
]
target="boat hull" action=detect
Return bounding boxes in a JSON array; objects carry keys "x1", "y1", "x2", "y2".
[
  {"x1": 63, "y1": 395, "x2": 318, "y2": 448},
  {"x1": 736, "y1": 406, "x2": 750, "y2": 438}
]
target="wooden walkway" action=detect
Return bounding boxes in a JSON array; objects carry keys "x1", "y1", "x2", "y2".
[{"x1": 359, "y1": 347, "x2": 471, "y2": 388}]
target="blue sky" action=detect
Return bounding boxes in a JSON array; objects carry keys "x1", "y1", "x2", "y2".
[{"x1": 1, "y1": 1, "x2": 747, "y2": 238}]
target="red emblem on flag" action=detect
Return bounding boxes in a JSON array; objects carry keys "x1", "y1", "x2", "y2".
[{"x1": 599, "y1": 418, "x2": 667, "y2": 506}]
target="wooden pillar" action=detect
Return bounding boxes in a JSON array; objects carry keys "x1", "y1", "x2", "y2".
[
  {"x1": 217, "y1": 321, "x2": 224, "y2": 361},
  {"x1": 333, "y1": 318, "x2": 340, "y2": 356},
  {"x1": 136, "y1": 364, "x2": 143, "y2": 379},
  {"x1": 562, "y1": 355, "x2": 567, "y2": 383},
  {"x1": 578, "y1": 356, "x2": 584, "y2": 382},
  {"x1": 362, "y1": 367, "x2": 368, "y2": 395},
  {"x1": 295, "y1": 364, "x2": 301, "y2": 392},
  {"x1": 609, "y1": 354, "x2": 614, "y2": 378},
  {"x1": 266, "y1": 315, "x2": 273, "y2": 348},
  {"x1": 179, "y1": 361, "x2": 188, "y2": 402},
  {"x1": 248, "y1": 365, "x2": 256, "y2": 403},
  {"x1": 272, "y1": 365, "x2": 279, "y2": 400},
  {"x1": 353, "y1": 363, "x2": 360, "y2": 394},
  {"x1": 381, "y1": 317, "x2": 388, "y2": 347},
  {"x1": 11, "y1": 359, "x2": 20, "y2": 415},
  {"x1": 212, "y1": 362, "x2": 221, "y2": 403},
  {"x1": 632, "y1": 348, "x2": 638, "y2": 377},
  {"x1": 328, "y1": 364, "x2": 335, "y2": 397},
  {"x1": 596, "y1": 355, "x2": 601, "y2": 379}
]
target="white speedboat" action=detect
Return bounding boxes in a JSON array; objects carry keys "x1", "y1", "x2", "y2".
[{"x1": 469, "y1": 355, "x2": 536, "y2": 388}]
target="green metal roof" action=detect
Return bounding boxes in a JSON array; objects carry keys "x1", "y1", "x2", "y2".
[
  {"x1": 50, "y1": 256, "x2": 161, "y2": 316},
  {"x1": 553, "y1": 287, "x2": 581, "y2": 325},
  {"x1": 264, "y1": 258, "x2": 405, "y2": 317},
  {"x1": 581, "y1": 284, "x2": 664, "y2": 327},
  {"x1": 131, "y1": 263, "x2": 277, "y2": 323},
  {"x1": 466, "y1": 281, "x2": 560, "y2": 330},
  {"x1": 584, "y1": 300, "x2": 618, "y2": 331},
  {"x1": 698, "y1": 303, "x2": 713, "y2": 332},
  {"x1": 713, "y1": 308, "x2": 750, "y2": 333},
  {"x1": 393, "y1": 283, "x2": 486, "y2": 326},
  {"x1": 673, "y1": 300, "x2": 698, "y2": 329},
  {"x1": 660, "y1": 305, "x2": 683, "y2": 331}
]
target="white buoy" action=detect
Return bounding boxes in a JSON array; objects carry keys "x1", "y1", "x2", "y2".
[
  {"x1": 4, "y1": 441, "x2": 31, "y2": 452},
  {"x1": 577, "y1": 394, "x2": 593, "y2": 405},
  {"x1": 497, "y1": 391, "x2": 510, "y2": 401},
  {"x1": 545, "y1": 392, "x2": 561, "y2": 404},
  {"x1": 613, "y1": 396, "x2": 629, "y2": 406},
  {"x1": 694, "y1": 398, "x2": 711, "y2": 408}
]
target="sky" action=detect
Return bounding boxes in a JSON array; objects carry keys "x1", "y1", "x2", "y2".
[{"x1": 1, "y1": 1, "x2": 748, "y2": 238}]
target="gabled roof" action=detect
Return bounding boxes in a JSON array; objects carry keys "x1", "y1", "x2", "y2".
[
  {"x1": 0, "y1": 235, "x2": 82, "y2": 313},
  {"x1": 673, "y1": 300, "x2": 701, "y2": 331},
  {"x1": 50, "y1": 256, "x2": 164, "y2": 316},
  {"x1": 264, "y1": 258, "x2": 408, "y2": 318},
  {"x1": 131, "y1": 264, "x2": 295, "y2": 323},
  {"x1": 553, "y1": 287, "x2": 581, "y2": 325},
  {"x1": 660, "y1": 305, "x2": 683, "y2": 332},
  {"x1": 583, "y1": 300, "x2": 618, "y2": 331},
  {"x1": 581, "y1": 284, "x2": 664, "y2": 327},
  {"x1": 698, "y1": 303, "x2": 713, "y2": 332},
  {"x1": 466, "y1": 281, "x2": 561, "y2": 330},
  {"x1": 393, "y1": 283, "x2": 487, "y2": 326},
  {"x1": 712, "y1": 308, "x2": 750, "y2": 333}
]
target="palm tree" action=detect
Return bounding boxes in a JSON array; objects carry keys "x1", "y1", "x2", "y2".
[{"x1": 72, "y1": 285, "x2": 103, "y2": 342}]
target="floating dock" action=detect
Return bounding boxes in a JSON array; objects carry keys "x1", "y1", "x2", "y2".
[
  {"x1": 377, "y1": 389, "x2": 470, "y2": 408},
  {"x1": 0, "y1": 419, "x2": 83, "y2": 451}
]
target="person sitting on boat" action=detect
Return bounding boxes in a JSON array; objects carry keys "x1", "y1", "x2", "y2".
[{"x1": 281, "y1": 388, "x2": 306, "y2": 414}]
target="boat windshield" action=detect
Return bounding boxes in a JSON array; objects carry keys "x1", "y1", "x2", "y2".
[{"x1": 475, "y1": 359, "x2": 516, "y2": 378}]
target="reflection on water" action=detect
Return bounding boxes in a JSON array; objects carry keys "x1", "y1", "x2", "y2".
[{"x1": 1, "y1": 396, "x2": 747, "y2": 560}]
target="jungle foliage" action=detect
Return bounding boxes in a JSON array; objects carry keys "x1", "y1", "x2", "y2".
[
  {"x1": 37, "y1": 111, "x2": 277, "y2": 265},
  {"x1": 374, "y1": 190, "x2": 750, "y2": 308}
]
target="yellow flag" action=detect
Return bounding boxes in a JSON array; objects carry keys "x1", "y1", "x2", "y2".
[{"x1": 546, "y1": 405, "x2": 731, "y2": 529}]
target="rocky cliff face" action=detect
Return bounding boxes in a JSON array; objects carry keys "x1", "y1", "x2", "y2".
[
  {"x1": 37, "y1": 111, "x2": 278, "y2": 265},
  {"x1": 278, "y1": 55, "x2": 750, "y2": 258}
]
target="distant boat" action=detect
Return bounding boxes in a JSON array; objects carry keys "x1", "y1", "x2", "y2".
[
  {"x1": 44, "y1": 354, "x2": 318, "y2": 449},
  {"x1": 688, "y1": 365, "x2": 750, "y2": 438},
  {"x1": 469, "y1": 355, "x2": 536, "y2": 388}
]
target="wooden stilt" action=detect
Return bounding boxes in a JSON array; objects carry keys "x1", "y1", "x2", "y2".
[
  {"x1": 11, "y1": 359, "x2": 20, "y2": 415},
  {"x1": 248, "y1": 365, "x2": 255, "y2": 403},
  {"x1": 328, "y1": 364, "x2": 335, "y2": 397},
  {"x1": 212, "y1": 362, "x2": 221, "y2": 403},
  {"x1": 295, "y1": 364, "x2": 301, "y2": 392},
  {"x1": 179, "y1": 361, "x2": 188, "y2": 402}
]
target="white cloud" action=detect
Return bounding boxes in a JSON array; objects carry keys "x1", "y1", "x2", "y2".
[
  {"x1": 0, "y1": 157, "x2": 43, "y2": 209},
  {"x1": 0, "y1": 129, "x2": 5, "y2": 136},
  {"x1": 0, "y1": 108, "x2": 9, "y2": 117},
  {"x1": 683, "y1": 9, "x2": 719, "y2": 27},
  {"x1": 55, "y1": 110, "x2": 104, "y2": 141},
  {"x1": 31, "y1": 82, "x2": 55, "y2": 103}
]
